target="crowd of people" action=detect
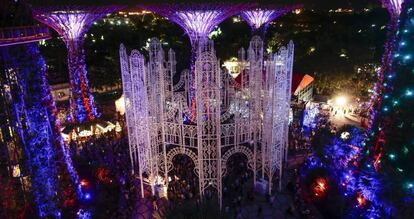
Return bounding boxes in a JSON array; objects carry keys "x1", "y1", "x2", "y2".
[
  {"x1": 62, "y1": 106, "x2": 335, "y2": 218},
  {"x1": 167, "y1": 155, "x2": 198, "y2": 202},
  {"x1": 68, "y1": 129, "x2": 139, "y2": 218}
]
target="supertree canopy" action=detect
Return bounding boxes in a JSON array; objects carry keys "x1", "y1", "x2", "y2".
[
  {"x1": 240, "y1": 4, "x2": 302, "y2": 35},
  {"x1": 139, "y1": 3, "x2": 254, "y2": 119},
  {"x1": 32, "y1": 6, "x2": 123, "y2": 123}
]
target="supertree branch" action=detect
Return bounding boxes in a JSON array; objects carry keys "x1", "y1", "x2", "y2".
[
  {"x1": 139, "y1": 3, "x2": 254, "y2": 120},
  {"x1": 32, "y1": 6, "x2": 123, "y2": 123},
  {"x1": 381, "y1": 0, "x2": 404, "y2": 17},
  {"x1": 240, "y1": 5, "x2": 302, "y2": 34}
]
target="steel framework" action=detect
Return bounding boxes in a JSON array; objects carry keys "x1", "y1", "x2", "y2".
[
  {"x1": 120, "y1": 35, "x2": 293, "y2": 207},
  {"x1": 32, "y1": 6, "x2": 123, "y2": 123},
  {"x1": 139, "y1": 3, "x2": 253, "y2": 120}
]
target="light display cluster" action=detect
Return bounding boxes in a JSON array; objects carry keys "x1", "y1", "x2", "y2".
[
  {"x1": 33, "y1": 6, "x2": 123, "y2": 123},
  {"x1": 303, "y1": 105, "x2": 319, "y2": 128},
  {"x1": 302, "y1": 127, "x2": 386, "y2": 218}
]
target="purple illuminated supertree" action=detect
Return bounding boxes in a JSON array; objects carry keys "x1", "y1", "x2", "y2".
[
  {"x1": 240, "y1": 5, "x2": 302, "y2": 35},
  {"x1": 139, "y1": 3, "x2": 253, "y2": 119},
  {"x1": 32, "y1": 6, "x2": 123, "y2": 123}
]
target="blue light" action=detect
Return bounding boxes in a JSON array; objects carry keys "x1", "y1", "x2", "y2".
[
  {"x1": 85, "y1": 193, "x2": 91, "y2": 200},
  {"x1": 406, "y1": 90, "x2": 413, "y2": 96},
  {"x1": 404, "y1": 55, "x2": 411, "y2": 60},
  {"x1": 401, "y1": 41, "x2": 406, "y2": 46}
]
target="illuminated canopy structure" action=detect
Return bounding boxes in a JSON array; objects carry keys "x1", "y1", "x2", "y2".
[
  {"x1": 240, "y1": 5, "x2": 302, "y2": 34},
  {"x1": 32, "y1": 6, "x2": 123, "y2": 123},
  {"x1": 120, "y1": 35, "x2": 293, "y2": 207},
  {"x1": 381, "y1": 0, "x2": 404, "y2": 17},
  {"x1": 139, "y1": 3, "x2": 253, "y2": 119}
]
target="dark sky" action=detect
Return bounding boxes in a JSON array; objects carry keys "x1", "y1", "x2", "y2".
[{"x1": 27, "y1": 0, "x2": 383, "y2": 10}]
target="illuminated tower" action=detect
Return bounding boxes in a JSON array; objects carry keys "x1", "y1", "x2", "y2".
[
  {"x1": 32, "y1": 6, "x2": 123, "y2": 123},
  {"x1": 241, "y1": 5, "x2": 302, "y2": 35},
  {"x1": 139, "y1": 3, "x2": 253, "y2": 119},
  {"x1": 370, "y1": 0, "x2": 404, "y2": 127},
  {"x1": 366, "y1": 0, "x2": 404, "y2": 170}
]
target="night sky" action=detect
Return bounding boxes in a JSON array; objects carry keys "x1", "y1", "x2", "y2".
[{"x1": 26, "y1": 0, "x2": 383, "y2": 10}]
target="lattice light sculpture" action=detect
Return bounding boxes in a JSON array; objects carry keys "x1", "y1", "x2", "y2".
[
  {"x1": 33, "y1": 6, "x2": 123, "y2": 123},
  {"x1": 241, "y1": 5, "x2": 302, "y2": 33},
  {"x1": 120, "y1": 36, "x2": 294, "y2": 206},
  {"x1": 139, "y1": 3, "x2": 253, "y2": 120},
  {"x1": 263, "y1": 41, "x2": 294, "y2": 193}
]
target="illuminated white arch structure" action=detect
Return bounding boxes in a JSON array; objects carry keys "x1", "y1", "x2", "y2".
[{"x1": 120, "y1": 36, "x2": 293, "y2": 207}]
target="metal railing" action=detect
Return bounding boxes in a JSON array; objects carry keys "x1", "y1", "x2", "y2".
[{"x1": 0, "y1": 25, "x2": 51, "y2": 46}]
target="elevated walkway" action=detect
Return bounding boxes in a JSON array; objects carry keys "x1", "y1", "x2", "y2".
[{"x1": 0, "y1": 25, "x2": 51, "y2": 47}]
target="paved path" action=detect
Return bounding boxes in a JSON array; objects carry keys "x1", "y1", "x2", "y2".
[{"x1": 330, "y1": 111, "x2": 361, "y2": 129}]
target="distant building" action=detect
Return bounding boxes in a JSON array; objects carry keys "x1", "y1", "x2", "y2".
[
  {"x1": 291, "y1": 74, "x2": 315, "y2": 127},
  {"x1": 291, "y1": 74, "x2": 314, "y2": 103}
]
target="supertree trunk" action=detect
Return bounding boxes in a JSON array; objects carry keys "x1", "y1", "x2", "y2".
[{"x1": 66, "y1": 39, "x2": 98, "y2": 123}]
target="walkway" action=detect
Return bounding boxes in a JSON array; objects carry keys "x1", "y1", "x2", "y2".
[{"x1": 0, "y1": 25, "x2": 51, "y2": 47}]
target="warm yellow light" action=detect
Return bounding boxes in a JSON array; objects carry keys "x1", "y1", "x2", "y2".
[{"x1": 335, "y1": 96, "x2": 347, "y2": 106}]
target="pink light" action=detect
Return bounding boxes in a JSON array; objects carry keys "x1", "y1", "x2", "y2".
[
  {"x1": 241, "y1": 10, "x2": 282, "y2": 30},
  {"x1": 139, "y1": 3, "x2": 253, "y2": 44},
  {"x1": 382, "y1": 0, "x2": 404, "y2": 16},
  {"x1": 241, "y1": 5, "x2": 302, "y2": 31},
  {"x1": 176, "y1": 10, "x2": 222, "y2": 39},
  {"x1": 49, "y1": 13, "x2": 86, "y2": 40}
]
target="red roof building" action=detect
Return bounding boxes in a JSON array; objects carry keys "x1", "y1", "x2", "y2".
[{"x1": 291, "y1": 74, "x2": 314, "y2": 102}]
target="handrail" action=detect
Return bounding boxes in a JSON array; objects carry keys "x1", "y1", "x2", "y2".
[{"x1": 0, "y1": 25, "x2": 51, "y2": 46}]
